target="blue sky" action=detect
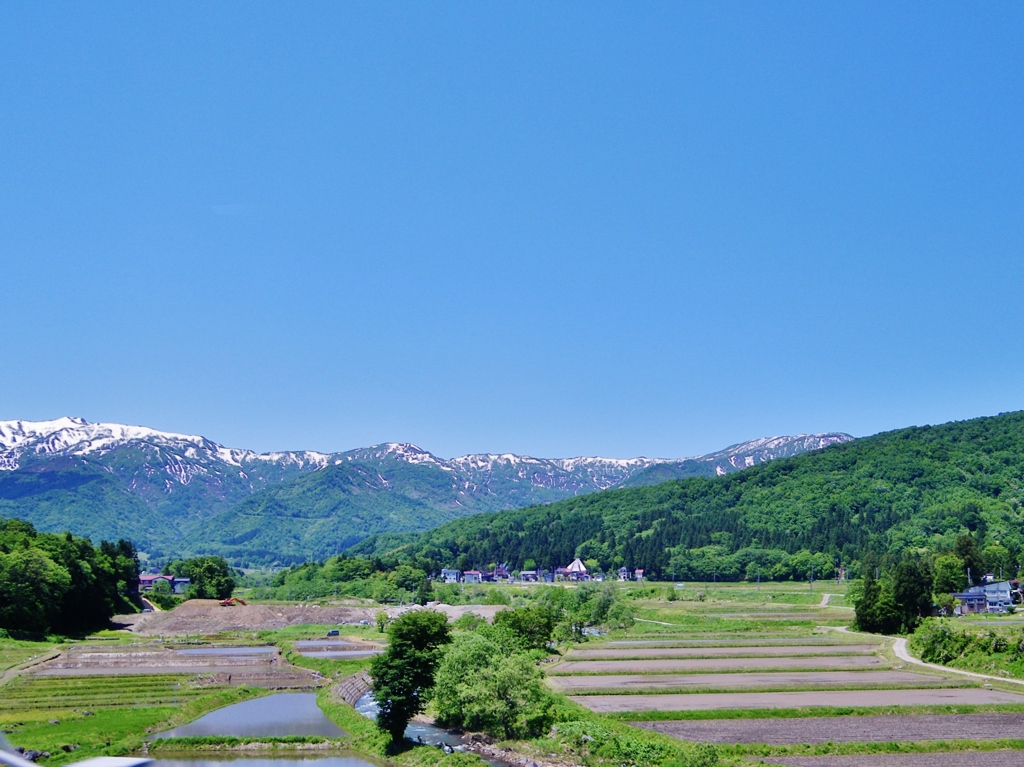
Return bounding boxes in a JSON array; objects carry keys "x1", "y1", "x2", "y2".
[{"x1": 1, "y1": 4, "x2": 1022, "y2": 458}]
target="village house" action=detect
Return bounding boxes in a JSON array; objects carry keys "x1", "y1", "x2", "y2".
[
  {"x1": 463, "y1": 570, "x2": 483, "y2": 584},
  {"x1": 953, "y1": 580, "x2": 1014, "y2": 614},
  {"x1": 566, "y1": 557, "x2": 589, "y2": 582},
  {"x1": 138, "y1": 573, "x2": 190, "y2": 594},
  {"x1": 617, "y1": 567, "x2": 631, "y2": 581},
  {"x1": 519, "y1": 570, "x2": 538, "y2": 582},
  {"x1": 440, "y1": 568, "x2": 461, "y2": 584}
]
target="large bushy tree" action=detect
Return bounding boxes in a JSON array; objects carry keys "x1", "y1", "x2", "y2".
[
  {"x1": 433, "y1": 631, "x2": 552, "y2": 740},
  {"x1": 370, "y1": 609, "x2": 451, "y2": 746},
  {"x1": 168, "y1": 556, "x2": 235, "y2": 599}
]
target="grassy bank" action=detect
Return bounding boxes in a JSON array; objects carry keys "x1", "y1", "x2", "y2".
[
  {"x1": 716, "y1": 738, "x2": 1024, "y2": 765},
  {"x1": 1, "y1": 675, "x2": 269, "y2": 766}
]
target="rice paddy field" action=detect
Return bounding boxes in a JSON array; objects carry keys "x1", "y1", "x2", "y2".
[
  {"x1": 6, "y1": 581, "x2": 1024, "y2": 767},
  {"x1": 559, "y1": 581, "x2": 1024, "y2": 765}
]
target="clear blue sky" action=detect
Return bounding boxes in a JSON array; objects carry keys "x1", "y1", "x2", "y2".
[{"x1": 2, "y1": 4, "x2": 1022, "y2": 459}]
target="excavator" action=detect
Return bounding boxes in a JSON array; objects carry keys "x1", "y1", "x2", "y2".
[{"x1": 218, "y1": 597, "x2": 248, "y2": 607}]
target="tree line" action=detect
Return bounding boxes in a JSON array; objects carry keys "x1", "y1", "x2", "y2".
[{"x1": 0, "y1": 516, "x2": 140, "y2": 634}]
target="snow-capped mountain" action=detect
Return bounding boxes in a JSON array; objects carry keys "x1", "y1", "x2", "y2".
[{"x1": 0, "y1": 417, "x2": 851, "y2": 562}]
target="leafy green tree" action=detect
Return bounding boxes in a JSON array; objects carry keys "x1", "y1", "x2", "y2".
[
  {"x1": 483, "y1": 589, "x2": 511, "y2": 606},
  {"x1": 414, "y1": 577, "x2": 433, "y2": 606},
  {"x1": 492, "y1": 605, "x2": 555, "y2": 650},
  {"x1": 954, "y1": 535, "x2": 984, "y2": 585},
  {"x1": 892, "y1": 555, "x2": 933, "y2": 633},
  {"x1": 983, "y1": 545, "x2": 1011, "y2": 578},
  {"x1": 170, "y1": 556, "x2": 236, "y2": 599},
  {"x1": 0, "y1": 517, "x2": 139, "y2": 634},
  {"x1": 854, "y1": 567, "x2": 901, "y2": 634},
  {"x1": 0, "y1": 547, "x2": 71, "y2": 632},
  {"x1": 370, "y1": 609, "x2": 451, "y2": 745},
  {"x1": 933, "y1": 554, "x2": 967, "y2": 595},
  {"x1": 433, "y1": 632, "x2": 552, "y2": 739}
]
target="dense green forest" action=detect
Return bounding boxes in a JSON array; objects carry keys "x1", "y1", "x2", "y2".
[
  {"x1": 352, "y1": 411, "x2": 1024, "y2": 580},
  {"x1": 0, "y1": 517, "x2": 140, "y2": 634}
]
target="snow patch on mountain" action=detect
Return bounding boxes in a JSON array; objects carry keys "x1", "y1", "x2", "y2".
[{"x1": 0, "y1": 418, "x2": 853, "y2": 502}]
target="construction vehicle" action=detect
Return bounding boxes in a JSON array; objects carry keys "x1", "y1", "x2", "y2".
[{"x1": 218, "y1": 597, "x2": 248, "y2": 607}]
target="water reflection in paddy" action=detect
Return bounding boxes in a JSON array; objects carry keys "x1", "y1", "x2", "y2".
[
  {"x1": 294, "y1": 641, "x2": 364, "y2": 648},
  {"x1": 177, "y1": 647, "x2": 277, "y2": 656},
  {"x1": 154, "y1": 694, "x2": 344, "y2": 738},
  {"x1": 301, "y1": 651, "x2": 380, "y2": 659}
]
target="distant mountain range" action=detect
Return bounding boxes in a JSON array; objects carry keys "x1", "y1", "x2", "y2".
[{"x1": 0, "y1": 417, "x2": 851, "y2": 564}]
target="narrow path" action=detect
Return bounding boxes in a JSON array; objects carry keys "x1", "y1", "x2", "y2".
[
  {"x1": 828, "y1": 626, "x2": 1024, "y2": 689},
  {"x1": 891, "y1": 636, "x2": 1024, "y2": 688},
  {"x1": 818, "y1": 594, "x2": 831, "y2": 607},
  {"x1": 0, "y1": 648, "x2": 62, "y2": 689},
  {"x1": 635, "y1": 618, "x2": 673, "y2": 626}
]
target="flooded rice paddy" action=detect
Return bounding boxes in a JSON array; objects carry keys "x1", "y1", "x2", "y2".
[
  {"x1": 154, "y1": 693, "x2": 345, "y2": 738},
  {"x1": 176, "y1": 648, "x2": 278, "y2": 656}
]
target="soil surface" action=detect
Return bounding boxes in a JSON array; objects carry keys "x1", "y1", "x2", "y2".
[
  {"x1": 548, "y1": 670, "x2": 943, "y2": 692},
  {"x1": 30, "y1": 643, "x2": 320, "y2": 687},
  {"x1": 638, "y1": 713, "x2": 1024, "y2": 744},
  {"x1": 565, "y1": 645, "x2": 881, "y2": 659},
  {"x1": 571, "y1": 687, "x2": 1024, "y2": 712},
  {"x1": 113, "y1": 600, "x2": 383, "y2": 634},
  {"x1": 749, "y1": 753, "x2": 1024, "y2": 767},
  {"x1": 550, "y1": 656, "x2": 886, "y2": 674},
  {"x1": 113, "y1": 600, "x2": 504, "y2": 635},
  {"x1": 606, "y1": 638, "x2": 869, "y2": 646}
]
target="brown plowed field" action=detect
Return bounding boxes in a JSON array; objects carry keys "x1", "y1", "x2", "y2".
[
  {"x1": 636, "y1": 713, "x2": 1024, "y2": 744},
  {"x1": 114, "y1": 600, "x2": 503, "y2": 635},
  {"x1": 566, "y1": 645, "x2": 881, "y2": 659},
  {"x1": 551, "y1": 656, "x2": 885, "y2": 674},
  {"x1": 114, "y1": 600, "x2": 382, "y2": 634},
  {"x1": 549, "y1": 670, "x2": 942, "y2": 692},
  {"x1": 571, "y1": 687, "x2": 1024, "y2": 712},
  {"x1": 607, "y1": 638, "x2": 867, "y2": 647},
  {"x1": 29, "y1": 643, "x2": 320, "y2": 687},
  {"x1": 753, "y1": 753, "x2": 1024, "y2": 767}
]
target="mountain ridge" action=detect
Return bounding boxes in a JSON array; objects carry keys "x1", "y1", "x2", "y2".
[{"x1": 0, "y1": 417, "x2": 852, "y2": 563}]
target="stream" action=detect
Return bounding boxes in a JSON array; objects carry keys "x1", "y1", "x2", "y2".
[{"x1": 354, "y1": 692, "x2": 512, "y2": 767}]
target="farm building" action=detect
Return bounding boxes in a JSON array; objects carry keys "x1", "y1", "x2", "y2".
[{"x1": 952, "y1": 580, "x2": 1014, "y2": 614}]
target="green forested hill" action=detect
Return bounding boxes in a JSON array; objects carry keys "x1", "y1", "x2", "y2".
[
  {"x1": 186, "y1": 460, "x2": 478, "y2": 563},
  {"x1": 356, "y1": 411, "x2": 1024, "y2": 579}
]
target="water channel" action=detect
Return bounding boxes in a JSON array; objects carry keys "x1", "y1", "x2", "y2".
[{"x1": 353, "y1": 693, "x2": 510, "y2": 767}]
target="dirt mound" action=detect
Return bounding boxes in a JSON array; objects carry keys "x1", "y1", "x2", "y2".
[
  {"x1": 113, "y1": 600, "x2": 505, "y2": 635},
  {"x1": 115, "y1": 600, "x2": 382, "y2": 635}
]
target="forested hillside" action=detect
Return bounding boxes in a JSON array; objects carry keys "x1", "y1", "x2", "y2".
[
  {"x1": 0, "y1": 418, "x2": 844, "y2": 565},
  {"x1": 356, "y1": 411, "x2": 1024, "y2": 580},
  {"x1": 0, "y1": 517, "x2": 140, "y2": 633}
]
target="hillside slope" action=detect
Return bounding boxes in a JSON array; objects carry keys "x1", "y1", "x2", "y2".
[{"x1": 359, "y1": 411, "x2": 1024, "y2": 579}]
